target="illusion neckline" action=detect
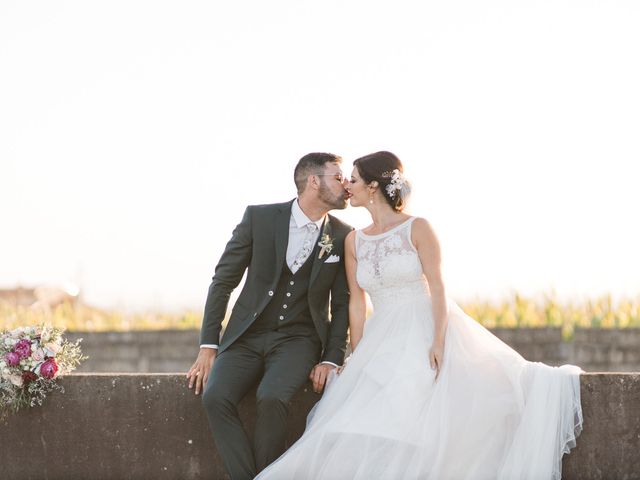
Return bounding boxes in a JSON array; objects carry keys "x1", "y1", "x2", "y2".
[{"x1": 358, "y1": 216, "x2": 415, "y2": 240}]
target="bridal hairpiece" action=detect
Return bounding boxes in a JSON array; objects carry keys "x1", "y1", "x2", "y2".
[{"x1": 381, "y1": 169, "x2": 409, "y2": 199}]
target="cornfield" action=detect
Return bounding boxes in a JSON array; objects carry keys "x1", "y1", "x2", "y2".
[
  {"x1": 1, "y1": 294, "x2": 639, "y2": 338},
  {"x1": 461, "y1": 294, "x2": 640, "y2": 338},
  {"x1": 0, "y1": 302, "x2": 202, "y2": 332}
]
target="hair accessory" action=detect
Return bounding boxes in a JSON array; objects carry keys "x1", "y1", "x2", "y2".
[{"x1": 381, "y1": 169, "x2": 407, "y2": 199}]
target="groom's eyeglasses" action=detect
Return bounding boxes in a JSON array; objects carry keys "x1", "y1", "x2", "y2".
[{"x1": 316, "y1": 173, "x2": 345, "y2": 183}]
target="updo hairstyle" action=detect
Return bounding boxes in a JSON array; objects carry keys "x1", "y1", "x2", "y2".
[{"x1": 353, "y1": 151, "x2": 411, "y2": 212}]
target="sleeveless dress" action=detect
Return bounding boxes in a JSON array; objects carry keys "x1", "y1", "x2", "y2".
[{"x1": 256, "y1": 217, "x2": 582, "y2": 480}]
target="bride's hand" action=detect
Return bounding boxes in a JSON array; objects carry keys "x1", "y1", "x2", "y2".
[
  {"x1": 429, "y1": 341, "x2": 445, "y2": 380},
  {"x1": 336, "y1": 354, "x2": 352, "y2": 375}
]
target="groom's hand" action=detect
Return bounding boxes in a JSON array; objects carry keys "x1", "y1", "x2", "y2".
[
  {"x1": 187, "y1": 348, "x2": 217, "y2": 395},
  {"x1": 309, "y1": 363, "x2": 336, "y2": 394}
]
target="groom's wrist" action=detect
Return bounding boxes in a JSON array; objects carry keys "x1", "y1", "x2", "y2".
[{"x1": 320, "y1": 361, "x2": 338, "y2": 368}]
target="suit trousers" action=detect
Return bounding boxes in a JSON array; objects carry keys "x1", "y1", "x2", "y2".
[{"x1": 202, "y1": 329, "x2": 321, "y2": 480}]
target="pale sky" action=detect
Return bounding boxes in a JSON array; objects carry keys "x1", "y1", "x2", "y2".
[{"x1": 1, "y1": 1, "x2": 639, "y2": 311}]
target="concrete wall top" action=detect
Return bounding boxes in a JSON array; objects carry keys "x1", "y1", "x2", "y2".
[{"x1": 1, "y1": 373, "x2": 638, "y2": 479}]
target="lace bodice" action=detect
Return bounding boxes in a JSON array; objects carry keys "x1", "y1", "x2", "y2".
[{"x1": 355, "y1": 217, "x2": 428, "y2": 307}]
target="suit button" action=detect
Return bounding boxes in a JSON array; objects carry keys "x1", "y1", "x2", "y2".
[
  {"x1": 283, "y1": 304, "x2": 287, "y2": 309},
  {"x1": 268, "y1": 290, "x2": 274, "y2": 296},
  {"x1": 279, "y1": 315, "x2": 284, "y2": 321},
  {"x1": 289, "y1": 281, "x2": 294, "y2": 285},
  {"x1": 286, "y1": 293, "x2": 291, "y2": 297}
]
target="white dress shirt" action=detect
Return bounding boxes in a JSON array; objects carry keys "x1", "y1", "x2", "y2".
[
  {"x1": 201, "y1": 200, "x2": 338, "y2": 367},
  {"x1": 286, "y1": 199, "x2": 324, "y2": 271}
]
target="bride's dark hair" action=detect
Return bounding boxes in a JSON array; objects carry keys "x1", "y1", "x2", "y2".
[{"x1": 353, "y1": 151, "x2": 411, "y2": 212}]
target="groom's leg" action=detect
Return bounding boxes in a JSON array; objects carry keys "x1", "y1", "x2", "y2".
[
  {"x1": 202, "y1": 339, "x2": 263, "y2": 480},
  {"x1": 253, "y1": 332, "x2": 321, "y2": 472}
]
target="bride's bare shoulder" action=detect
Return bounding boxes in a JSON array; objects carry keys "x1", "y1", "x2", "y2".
[
  {"x1": 411, "y1": 216, "x2": 434, "y2": 232},
  {"x1": 410, "y1": 217, "x2": 440, "y2": 247}
]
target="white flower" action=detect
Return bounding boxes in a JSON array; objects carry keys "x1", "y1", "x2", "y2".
[
  {"x1": 382, "y1": 168, "x2": 407, "y2": 199},
  {"x1": 10, "y1": 328, "x2": 23, "y2": 338},
  {"x1": 9, "y1": 374, "x2": 23, "y2": 387},
  {"x1": 40, "y1": 326, "x2": 53, "y2": 343}
]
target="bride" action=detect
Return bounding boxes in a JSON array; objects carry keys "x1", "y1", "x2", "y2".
[{"x1": 256, "y1": 151, "x2": 582, "y2": 480}]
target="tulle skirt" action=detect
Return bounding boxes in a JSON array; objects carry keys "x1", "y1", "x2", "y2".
[{"x1": 256, "y1": 294, "x2": 583, "y2": 480}]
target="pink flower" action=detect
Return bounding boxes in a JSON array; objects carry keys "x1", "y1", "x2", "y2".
[
  {"x1": 43, "y1": 342, "x2": 62, "y2": 355},
  {"x1": 14, "y1": 339, "x2": 32, "y2": 359},
  {"x1": 32, "y1": 348, "x2": 45, "y2": 362},
  {"x1": 40, "y1": 359, "x2": 58, "y2": 379},
  {"x1": 5, "y1": 351, "x2": 20, "y2": 367}
]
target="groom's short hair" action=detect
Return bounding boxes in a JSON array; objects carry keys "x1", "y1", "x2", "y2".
[{"x1": 294, "y1": 152, "x2": 342, "y2": 194}]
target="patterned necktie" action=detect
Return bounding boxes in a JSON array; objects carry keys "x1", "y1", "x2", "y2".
[{"x1": 291, "y1": 223, "x2": 318, "y2": 273}]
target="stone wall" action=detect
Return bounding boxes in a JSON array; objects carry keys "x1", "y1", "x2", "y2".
[
  {"x1": 573, "y1": 328, "x2": 640, "y2": 372},
  {"x1": 67, "y1": 328, "x2": 640, "y2": 373},
  {"x1": 0, "y1": 374, "x2": 638, "y2": 479},
  {"x1": 491, "y1": 326, "x2": 569, "y2": 365},
  {"x1": 66, "y1": 330, "x2": 199, "y2": 373}
]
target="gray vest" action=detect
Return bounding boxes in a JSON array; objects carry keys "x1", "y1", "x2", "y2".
[{"x1": 247, "y1": 244, "x2": 318, "y2": 335}]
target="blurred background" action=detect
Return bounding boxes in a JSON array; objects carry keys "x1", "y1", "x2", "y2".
[{"x1": 1, "y1": 1, "x2": 639, "y2": 371}]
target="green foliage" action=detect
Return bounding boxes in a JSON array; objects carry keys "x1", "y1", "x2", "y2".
[
  {"x1": 1, "y1": 295, "x2": 639, "y2": 335},
  {"x1": 460, "y1": 294, "x2": 640, "y2": 339},
  {"x1": 0, "y1": 302, "x2": 204, "y2": 332}
]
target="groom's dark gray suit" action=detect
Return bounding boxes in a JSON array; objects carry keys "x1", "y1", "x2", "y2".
[{"x1": 201, "y1": 199, "x2": 352, "y2": 479}]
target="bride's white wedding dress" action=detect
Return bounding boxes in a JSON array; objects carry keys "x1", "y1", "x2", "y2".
[{"x1": 256, "y1": 217, "x2": 582, "y2": 480}]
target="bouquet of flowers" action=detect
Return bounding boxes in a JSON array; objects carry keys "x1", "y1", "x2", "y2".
[{"x1": 0, "y1": 325, "x2": 86, "y2": 419}]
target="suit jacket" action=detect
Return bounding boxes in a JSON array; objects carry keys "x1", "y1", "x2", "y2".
[{"x1": 200, "y1": 200, "x2": 353, "y2": 366}]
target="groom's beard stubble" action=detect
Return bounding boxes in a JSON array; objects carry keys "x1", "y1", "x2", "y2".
[{"x1": 318, "y1": 182, "x2": 348, "y2": 211}]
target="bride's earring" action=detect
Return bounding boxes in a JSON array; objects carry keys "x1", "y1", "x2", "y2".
[{"x1": 369, "y1": 181, "x2": 378, "y2": 204}]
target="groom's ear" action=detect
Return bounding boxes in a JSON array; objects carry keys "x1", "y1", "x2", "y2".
[{"x1": 308, "y1": 174, "x2": 321, "y2": 191}]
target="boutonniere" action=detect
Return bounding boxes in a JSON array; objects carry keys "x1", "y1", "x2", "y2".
[{"x1": 317, "y1": 234, "x2": 334, "y2": 259}]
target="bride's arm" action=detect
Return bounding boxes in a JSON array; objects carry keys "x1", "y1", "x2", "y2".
[
  {"x1": 345, "y1": 230, "x2": 366, "y2": 352},
  {"x1": 412, "y1": 218, "x2": 449, "y2": 378}
]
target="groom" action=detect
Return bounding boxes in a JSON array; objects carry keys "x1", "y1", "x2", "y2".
[{"x1": 187, "y1": 153, "x2": 352, "y2": 479}]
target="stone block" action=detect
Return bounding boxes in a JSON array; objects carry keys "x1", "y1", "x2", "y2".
[
  {"x1": 624, "y1": 349, "x2": 640, "y2": 364},
  {"x1": 609, "y1": 349, "x2": 625, "y2": 365},
  {"x1": 531, "y1": 327, "x2": 562, "y2": 343},
  {"x1": 562, "y1": 373, "x2": 640, "y2": 479}
]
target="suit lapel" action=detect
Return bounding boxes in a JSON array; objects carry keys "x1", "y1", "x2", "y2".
[
  {"x1": 274, "y1": 201, "x2": 293, "y2": 276},
  {"x1": 309, "y1": 215, "x2": 332, "y2": 286}
]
